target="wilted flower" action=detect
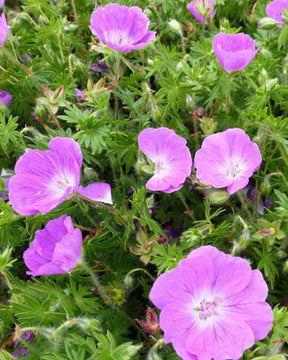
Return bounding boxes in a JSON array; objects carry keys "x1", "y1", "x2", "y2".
[
  {"x1": 187, "y1": 0, "x2": 214, "y2": 24},
  {"x1": 91, "y1": 61, "x2": 110, "y2": 73},
  {"x1": 9, "y1": 137, "x2": 112, "y2": 215},
  {"x1": 0, "y1": 13, "x2": 8, "y2": 46},
  {"x1": 212, "y1": 33, "x2": 258, "y2": 73},
  {"x1": 90, "y1": 4, "x2": 156, "y2": 52},
  {"x1": 194, "y1": 128, "x2": 262, "y2": 194},
  {"x1": 266, "y1": 0, "x2": 288, "y2": 27},
  {"x1": 73, "y1": 88, "x2": 85, "y2": 99},
  {"x1": 23, "y1": 215, "x2": 82, "y2": 276},
  {"x1": 135, "y1": 307, "x2": 160, "y2": 333},
  {"x1": 0, "y1": 90, "x2": 12, "y2": 107},
  {"x1": 138, "y1": 127, "x2": 192, "y2": 193},
  {"x1": 149, "y1": 245, "x2": 273, "y2": 360}
]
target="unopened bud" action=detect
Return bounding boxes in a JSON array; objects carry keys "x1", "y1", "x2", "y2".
[
  {"x1": 258, "y1": 17, "x2": 279, "y2": 30},
  {"x1": 206, "y1": 190, "x2": 230, "y2": 205},
  {"x1": 168, "y1": 19, "x2": 182, "y2": 34}
]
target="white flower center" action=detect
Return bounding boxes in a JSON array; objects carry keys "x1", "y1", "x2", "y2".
[
  {"x1": 107, "y1": 30, "x2": 129, "y2": 45},
  {"x1": 48, "y1": 172, "x2": 76, "y2": 197},
  {"x1": 222, "y1": 157, "x2": 246, "y2": 179}
]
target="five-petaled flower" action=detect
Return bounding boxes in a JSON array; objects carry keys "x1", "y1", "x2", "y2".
[
  {"x1": 266, "y1": 0, "x2": 288, "y2": 27},
  {"x1": 187, "y1": 0, "x2": 214, "y2": 24},
  {"x1": 90, "y1": 3, "x2": 156, "y2": 52},
  {"x1": 194, "y1": 128, "x2": 262, "y2": 194},
  {"x1": 9, "y1": 137, "x2": 112, "y2": 215},
  {"x1": 24, "y1": 215, "x2": 82, "y2": 276},
  {"x1": 212, "y1": 33, "x2": 259, "y2": 73},
  {"x1": 149, "y1": 245, "x2": 273, "y2": 360},
  {"x1": 138, "y1": 127, "x2": 192, "y2": 193}
]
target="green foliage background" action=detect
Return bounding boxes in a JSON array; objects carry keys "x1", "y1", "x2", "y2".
[{"x1": 1, "y1": 0, "x2": 288, "y2": 359}]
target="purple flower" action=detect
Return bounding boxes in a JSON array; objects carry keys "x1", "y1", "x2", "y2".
[
  {"x1": 266, "y1": 0, "x2": 288, "y2": 27},
  {"x1": 91, "y1": 61, "x2": 110, "y2": 73},
  {"x1": 74, "y1": 87, "x2": 84, "y2": 99},
  {"x1": 90, "y1": 4, "x2": 156, "y2": 52},
  {"x1": 0, "y1": 0, "x2": 4, "y2": 9},
  {"x1": 11, "y1": 348, "x2": 30, "y2": 358},
  {"x1": 9, "y1": 137, "x2": 112, "y2": 215},
  {"x1": 23, "y1": 215, "x2": 82, "y2": 276},
  {"x1": 138, "y1": 127, "x2": 192, "y2": 193},
  {"x1": 212, "y1": 33, "x2": 258, "y2": 73},
  {"x1": 194, "y1": 128, "x2": 262, "y2": 194},
  {"x1": 0, "y1": 90, "x2": 12, "y2": 107},
  {"x1": 22, "y1": 54, "x2": 31, "y2": 62},
  {"x1": 149, "y1": 245, "x2": 273, "y2": 360},
  {"x1": 187, "y1": 0, "x2": 214, "y2": 24},
  {"x1": 0, "y1": 13, "x2": 8, "y2": 46}
]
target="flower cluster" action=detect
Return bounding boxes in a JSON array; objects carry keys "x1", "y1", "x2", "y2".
[
  {"x1": 149, "y1": 246, "x2": 273, "y2": 360},
  {"x1": 138, "y1": 127, "x2": 261, "y2": 195}
]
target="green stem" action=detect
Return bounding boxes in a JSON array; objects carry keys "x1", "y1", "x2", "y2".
[
  {"x1": 71, "y1": 0, "x2": 81, "y2": 37},
  {"x1": 126, "y1": 268, "x2": 155, "y2": 282},
  {"x1": 76, "y1": 192, "x2": 116, "y2": 214},
  {"x1": 57, "y1": 33, "x2": 64, "y2": 63},
  {"x1": 231, "y1": 242, "x2": 238, "y2": 256},
  {"x1": 225, "y1": 73, "x2": 231, "y2": 128},
  {"x1": 75, "y1": 196, "x2": 99, "y2": 228},
  {"x1": 201, "y1": 16, "x2": 206, "y2": 37},
  {"x1": 177, "y1": 192, "x2": 195, "y2": 221},
  {"x1": 114, "y1": 52, "x2": 121, "y2": 119},
  {"x1": 82, "y1": 263, "x2": 108, "y2": 303},
  {"x1": 1, "y1": 270, "x2": 18, "y2": 303},
  {"x1": 237, "y1": 191, "x2": 253, "y2": 220},
  {"x1": 73, "y1": 224, "x2": 97, "y2": 233}
]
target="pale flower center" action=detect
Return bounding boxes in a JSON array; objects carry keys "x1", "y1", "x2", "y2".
[
  {"x1": 154, "y1": 157, "x2": 170, "y2": 176},
  {"x1": 199, "y1": 300, "x2": 218, "y2": 320},
  {"x1": 48, "y1": 172, "x2": 76, "y2": 197},
  {"x1": 222, "y1": 157, "x2": 246, "y2": 179},
  {"x1": 108, "y1": 30, "x2": 129, "y2": 45}
]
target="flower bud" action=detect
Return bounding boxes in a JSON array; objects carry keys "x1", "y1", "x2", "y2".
[
  {"x1": 168, "y1": 19, "x2": 182, "y2": 34},
  {"x1": 206, "y1": 190, "x2": 230, "y2": 205},
  {"x1": 258, "y1": 17, "x2": 279, "y2": 30}
]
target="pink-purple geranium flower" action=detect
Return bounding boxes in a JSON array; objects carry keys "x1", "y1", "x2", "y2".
[
  {"x1": 0, "y1": 13, "x2": 8, "y2": 46},
  {"x1": 9, "y1": 137, "x2": 112, "y2": 215},
  {"x1": 0, "y1": 90, "x2": 12, "y2": 107},
  {"x1": 212, "y1": 33, "x2": 258, "y2": 73},
  {"x1": 149, "y1": 245, "x2": 273, "y2": 360},
  {"x1": 23, "y1": 215, "x2": 82, "y2": 276},
  {"x1": 187, "y1": 0, "x2": 214, "y2": 24},
  {"x1": 194, "y1": 128, "x2": 262, "y2": 194},
  {"x1": 138, "y1": 127, "x2": 192, "y2": 193},
  {"x1": 266, "y1": 0, "x2": 288, "y2": 27},
  {"x1": 90, "y1": 4, "x2": 156, "y2": 52}
]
